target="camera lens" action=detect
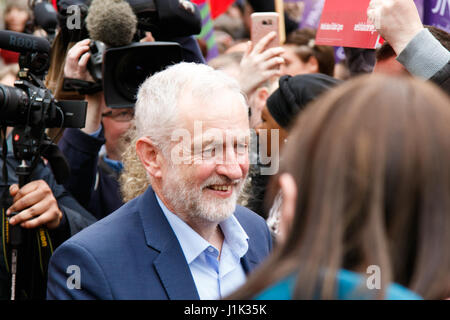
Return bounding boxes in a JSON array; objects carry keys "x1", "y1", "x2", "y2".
[
  {"x1": 0, "y1": 84, "x2": 29, "y2": 126},
  {"x1": 114, "y1": 51, "x2": 151, "y2": 102}
]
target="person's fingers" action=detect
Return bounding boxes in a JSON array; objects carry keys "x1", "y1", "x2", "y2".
[
  {"x1": 20, "y1": 210, "x2": 59, "y2": 229},
  {"x1": 7, "y1": 180, "x2": 50, "y2": 213},
  {"x1": 19, "y1": 215, "x2": 46, "y2": 229},
  {"x1": 9, "y1": 202, "x2": 44, "y2": 226},
  {"x1": 65, "y1": 45, "x2": 90, "y2": 77},
  {"x1": 78, "y1": 52, "x2": 91, "y2": 70},
  {"x1": 140, "y1": 31, "x2": 155, "y2": 42},
  {"x1": 10, "y1": 181, "x2": 40, "y2": 204},
  {"x1": 67, "y1": 45, "x2": 90, "y2": 62},
  {"x1": 8, "y1": 184, "x2": 19, "y2": 198},
  {"x1": 258, "y1": 46, "x2": 285, "y2": 62},
  {"x1": 261, "y1": 56, "x2": 285, "y2": 71},
  {"x1": 8, "y1": 194, "x2": 59, "y2": 228},
  {"x1": 77, "y1": 38, "x2": 91, "y2": 46},
  {"x1": 8, "y1": 188, "x2": 45, "y2": 215},
  {"x1": 243, "y1": 41, "x2": 253, "y2": 57},
  {"x1": 71, "y1": 39, "x2": 91, "y2": 53},
  {"x1": 252, "y1": 31, "x2": 277, "y2": 55},
  {"x1": 261, "y1": 68, "x2": 282, "y2": 81}
]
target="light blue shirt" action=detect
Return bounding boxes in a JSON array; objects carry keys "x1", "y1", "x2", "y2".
[
  {"x1": 155, "y1": 194, "x2": 249, "y2": 300},
  {"x1": 89, "y1": 126, "x2": 123, "y2": 173}
]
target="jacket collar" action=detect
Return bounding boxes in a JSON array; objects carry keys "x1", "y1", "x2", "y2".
[
  {"x1": 136, "y1": 187, "x2": 260, "y2": 299},
  {"x1": 137, "y1": 187, "x2": 200, "y2": 300}
]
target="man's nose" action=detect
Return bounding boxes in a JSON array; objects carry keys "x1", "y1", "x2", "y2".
[{"x1": 215, "y1": 148, "x2": 246, "y2": 181}]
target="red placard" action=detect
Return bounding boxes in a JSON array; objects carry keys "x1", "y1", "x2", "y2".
[{"x1": 315, "y1": 0, "x2": 383, "y2": 49}]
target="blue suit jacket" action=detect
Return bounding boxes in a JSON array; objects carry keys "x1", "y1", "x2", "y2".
[{"x1": 46, "y1": 187, "x2": 272, "y2": 299}]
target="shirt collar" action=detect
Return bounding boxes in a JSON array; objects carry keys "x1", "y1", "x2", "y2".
[
  {"x1": 102, "y1": 155, "x2": 123, "y2": 173},
  {"x1": 155, "y1": 193, "x2": 249, "y2": 264}
]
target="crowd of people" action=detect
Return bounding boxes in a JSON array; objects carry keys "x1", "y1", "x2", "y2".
[{"x1": 0, "y1": 0, "x2": 449, "y2": 301}]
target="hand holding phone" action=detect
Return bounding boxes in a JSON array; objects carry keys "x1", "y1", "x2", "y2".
[
  {"x1": 239, "y1": 31, "x2": 285, "y2": 95},
  {"x1": 251, "y1": 12, "x2": 280, "y2": 50}
]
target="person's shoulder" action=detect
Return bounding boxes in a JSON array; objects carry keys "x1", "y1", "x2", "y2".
[
  {"x1": 234, "y1": 205, "x2": 268, "y2": 230},
  {"x1": 234, "y1": 205, "x2": 271, "y2": 241},
  {"x1": 58, "y1": 196, "x2": 141, "y2": 252},
  {"x1": 337, "y1": 269, "x2": 422, "y2": 300},
  {"x1": 254, "y1": 275, "x2": 295, "y2": 300}
]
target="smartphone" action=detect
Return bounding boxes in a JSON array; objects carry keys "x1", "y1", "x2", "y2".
[{"x1": 250, "y1": 12, "x2": 280, "y2": 49}]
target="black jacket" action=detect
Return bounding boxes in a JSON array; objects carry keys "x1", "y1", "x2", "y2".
[
  {"x1": 58, "y1": 127, "x2": 122, "y2": 220},
  {"x1": 0, "y1": 145, "x2": 97, "y2": 299}
]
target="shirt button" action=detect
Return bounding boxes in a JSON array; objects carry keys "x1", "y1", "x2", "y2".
[{"x1": 208, "y1": 247, "x2": 214, "y2": 253}]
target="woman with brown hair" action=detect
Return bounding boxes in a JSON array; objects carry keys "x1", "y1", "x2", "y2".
[
  {"x1": 281, "y1": 28, "x2": 335, "y2": 77},
  {"x1": 229, "y1": 74, "x2": 450, "y2": 300}
]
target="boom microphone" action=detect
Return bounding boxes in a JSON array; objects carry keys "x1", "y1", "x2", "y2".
[
  {"x1": 0, "y1": 30, "x2": 50, "y2": 54},
  {"x1": 86, "y1": 0, "x2": 138, "y2": 47}
]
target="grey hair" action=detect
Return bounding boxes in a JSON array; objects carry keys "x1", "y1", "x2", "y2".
[{"x1": 134, "y1": 62, "x2": 248, "y2": 155}]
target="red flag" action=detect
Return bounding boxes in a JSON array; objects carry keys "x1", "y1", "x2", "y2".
[{"x1": 192, "y1": 0, "x2": 235, "y2": 19}]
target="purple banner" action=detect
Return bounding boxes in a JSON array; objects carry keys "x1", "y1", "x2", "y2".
[
  {"x1": 424, "y1": 0, "x2": 450, "y2": 33},
  {"x1": 414, "y1": 0, "x2": 425, "y2": 20},
  {"x1": 299, "y1": 0, "x2": 325, "y2": 29}
]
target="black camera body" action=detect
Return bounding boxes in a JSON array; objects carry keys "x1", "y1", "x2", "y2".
[
  {"x1": 103, "y1": 42, "x2": 182, "y2": 108},
  {"x1": 0, "y1": 31, "x2": 87, "y2": 131},
  {"x1": 0, "y1": 30, "x2": 87, "y2": 181},
  {"x1": 80, "y1": 0, "x2": 200, "y2": 108},
  {"x1": 0, "y1": 77, "x2": 87, "y2": 129}
]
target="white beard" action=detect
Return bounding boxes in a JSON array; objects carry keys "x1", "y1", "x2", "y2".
[{"x1": 161, "y1": 164, "x2": 244, "y2": 223}]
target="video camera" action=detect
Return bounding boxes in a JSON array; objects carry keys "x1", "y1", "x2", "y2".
[
  {"x1": 59, "y1": 0, "x2": 201, "y2": 108},
  {"x1": 0, "y1": 30, "x2": 86, "y2": 175},
  {"x1": 0, "y1": 30, "x2": 87, "y2": 301}
]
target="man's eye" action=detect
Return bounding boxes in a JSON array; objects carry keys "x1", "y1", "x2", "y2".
[{"x1": 202, "y1": 148, "x2": 215, "y2": 158}]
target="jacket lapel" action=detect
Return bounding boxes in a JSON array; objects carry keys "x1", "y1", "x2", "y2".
[
  {"x1": 241, "y1": 246, "x2": 260, "y2": 274},
  {"x1": 138, "y1": 187, "x2": 200, "y2": 300}
]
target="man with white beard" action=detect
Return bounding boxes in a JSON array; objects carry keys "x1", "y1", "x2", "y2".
[{"x1": 46, "y1": 63, "x2": 273, "y2": 300}]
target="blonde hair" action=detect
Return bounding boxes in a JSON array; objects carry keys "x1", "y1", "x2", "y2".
[{"x1": 119, "y1": 124, "x2": 150, "y2": 202}]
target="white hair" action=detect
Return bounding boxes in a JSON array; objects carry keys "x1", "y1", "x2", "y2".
[{"x1": 134, "y1": 62, "x2": 248, "y2": 155}]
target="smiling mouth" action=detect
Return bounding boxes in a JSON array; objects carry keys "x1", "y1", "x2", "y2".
[{"x1": 206, "y1": 185, "x2": 232, "y2": 192}]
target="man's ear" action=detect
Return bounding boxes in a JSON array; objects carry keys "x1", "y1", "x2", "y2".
[
  {"x1": 256, "y1": 86, "x2": 269, "y2": 105},
  {"x1": 277, "y1": 173, "x2": 298, "y2": 245},
  {"x1": 307, "y1": 56, "x2": 319, "y2": 73},
  {"x1": 135, "y1": 137, "x2": 163, "y2": 179}
]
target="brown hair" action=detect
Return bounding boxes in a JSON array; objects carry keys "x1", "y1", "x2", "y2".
[
  {"x1": 45, "y1": 32, "x2": 87, "y2": 141},
  {"x1": 45, "y1": 32, "x2": 85, "y2": 101},
  {"x1": 286, "y1": 28, "x2": 335, "y2": 77},
  {"x1": 229, "y1": 74, "x2": 450, "y2": 300}
]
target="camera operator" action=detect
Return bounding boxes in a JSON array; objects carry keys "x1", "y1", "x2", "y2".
[
  {"x1": 57, "y1": 1, "x2": 206, "y2": 220},
  {"x1": 0, "y1": 126, "x2": 97, "y2": 299},
  {"x1": 0, "y1": 34, "x2": 96, "y2": 300},
  {"x1": 58, "y1": 38, "x2": 133, "y2": 220}
]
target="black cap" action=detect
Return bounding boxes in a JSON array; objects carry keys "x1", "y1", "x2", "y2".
[{"x1": 267, "y1": 74, "x2": 341, "y2": 129}]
